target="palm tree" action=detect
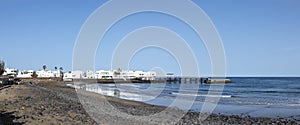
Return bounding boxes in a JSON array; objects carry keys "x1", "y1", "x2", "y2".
[
  {"x1": 31, "y1": 71, "x2": 38, "y2": 78},
  {"x1": 42, "y1": 65, "x2": 47, "y2": 71},
  {"x1": 0, "y1": 60, "x2": 5, "y2": 76},
  {"x1": 59, "y1": 67, "x2": 63, "y2": 80}
]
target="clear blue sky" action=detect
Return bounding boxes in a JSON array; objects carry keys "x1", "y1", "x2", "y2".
[{"x1": 0, "y1": 0, "x2": 299, "y2": 76}]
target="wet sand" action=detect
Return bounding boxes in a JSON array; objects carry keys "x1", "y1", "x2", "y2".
[{"x1": 0, "y1": 80, "x2": 299, "y2": 125}]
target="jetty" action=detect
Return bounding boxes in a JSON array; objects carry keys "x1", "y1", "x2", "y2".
[{"x1": 155, "y1": 76, "x2": 231, "y2": 84}]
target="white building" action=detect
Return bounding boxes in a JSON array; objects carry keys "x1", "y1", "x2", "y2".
[
  {"x1": 72, "y1": 70, "x2": 84, "y2": 79},
  {"x1": 124, "y1": 70, "x2": 135, "y2": 79},
  {"x1": 95, "y1": 70, "x2": 113, "y2": 79},
  {"x1": 53, "y1": 70, "x2": 61, "y2": 78},
  {"x1": 35, "y1": 70, "x2": 61, "y2": 78},
  {"x1": 17, "y1": 70, "x2": 34, "y2": 78},
  {"x1": 63, "y1": 70, "x2": 85, "y2": 81},
  {"x1": 134, "y1": 70, "x2": 156, "y2": 80},
  {"x1": 134, "y1": 70, "x2": 146, "y2": 78},
  {"x1": 63, "y1": 69, "x2": 157, "y2": 81},
  {"x1": 84, "y1": 70, "x2": 95, "y2": 79},
  {"x1": 3, "y1": 68, "x2": 18, "y2": 77},
  {"x1": 63, "y1": 72, "x2": 74, "y2": 81},
  {"x1": 36, "y1": 70, "x2": 53, "y2": 78},
  {"x1": 112, "y1": 70, "x2": 156, "y2": 80},
  {"x1": 144, "y1": 71, "x2": 156, "y2": 80}
]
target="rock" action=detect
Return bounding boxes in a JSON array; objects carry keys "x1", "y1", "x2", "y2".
[{"x1": 22, "y1": 115, "x2": 28, "y2": 119}]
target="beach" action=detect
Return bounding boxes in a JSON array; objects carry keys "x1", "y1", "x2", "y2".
[{"x1": 0, "y1": 80, "x2": 299, "y2": 125}]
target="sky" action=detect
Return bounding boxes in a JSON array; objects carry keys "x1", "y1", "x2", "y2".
[{"x1": 0, "y1": 0, "x2": 300, "y2": 76}]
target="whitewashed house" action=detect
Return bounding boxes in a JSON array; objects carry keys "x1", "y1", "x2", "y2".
[
  {"x1": 133, "y1": 70, "x2": 146, "y2": 78},
  {"x1": 53, "y1": 70, "x2": 61, "y2": 78},
  {"x1": 63, "y1": 72, "x2": 74, "y2": 81},
  {"x1": 112, "y1": 70, "x2": 138, "y2": 79},
  {"x1": 94, "y1": 70, "x2": 157, "y2": 80},
  {"x1": 63, "y1": 71, "x2": 84, "y2": 81},
  {"x1": 133, "y1": 70, "x2": 156, "y2": 80},
  {"x1": 3, "y1": 68, "x2": 18, "y2": 77},
  {"x1": 17, "y1": 70, "x2": 34, "y2": 78},
  {"x1": 63, "y1": 69, "x2": 157, "y2": 81},
  {"x1": 144, "y1": 71, "x2": 156, "y2": 80},
  {"x1": 95, "y1": 70, "x2": 113, "y2": 79},
  {"x1": 36, "y1": 69, "x2": 61, "y2": 78},
  {"x1": 36, "y1": 70, "x2": 55, "y2": 78},
  {"x1": 72, "y1": 70, "x2": 84, "y2": 79},
  {"x1": 63, "y1": 70, "x2": 95, "y2": 81},
  {"x1": 84, "y1": 70, "x2": 95, "y2": 79},
  {"x1": 125, "y1": 70, "x2": 135, "y2": 79}
]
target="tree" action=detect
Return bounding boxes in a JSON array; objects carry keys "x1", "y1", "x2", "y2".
[
  {"x1": 117, "y1": 68, "x2": 122, "y2": 73},
  {"x1": 31, "y1": 71, "x2": 38, "y2": 78},
  {"x1": 54, "y1": 66, "x2": 57, "y2": 71},
  {"x1": 59, "y1": 67, "x2": 64, "y2": 80},
  {"x1": 0, "y1": 60, "x2": 5, "y2": 76},
  {"x1": 42, "y1": 65, "x2": 47, "y2": 71},
  {"x1": 59, "y1": 67, "x2": 63, "y2": 71}
]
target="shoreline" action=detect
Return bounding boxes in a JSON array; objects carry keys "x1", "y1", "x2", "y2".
[
  {"x1": 0, "y1": 80, "x2": 299, "y2": 124},
  {"x1": 75, "y1": 81, "x2": 300, "y2": 119}
]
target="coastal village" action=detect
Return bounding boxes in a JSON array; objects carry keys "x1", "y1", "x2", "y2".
[
  {"x1": 0, "y1": 60, "x2": 231, "y2": 86},
  {"x1": 1, "y1": 66, "x2": 157, "y2": 83}
]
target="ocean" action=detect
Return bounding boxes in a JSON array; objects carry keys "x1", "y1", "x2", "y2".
[{"x1": 83, "y1": 77, "x2": 300, "y2": 118}]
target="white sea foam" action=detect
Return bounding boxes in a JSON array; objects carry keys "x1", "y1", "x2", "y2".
[
  {"x1": 173, "y1": 93, "x2": 232, "y2": 98},
  {"x1": 66, "y1": 84, "x2": 82, "y2": 89}
]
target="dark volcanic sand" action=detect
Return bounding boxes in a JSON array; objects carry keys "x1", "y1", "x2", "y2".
[{"x1": 0, "y1": 80, "x2": 299, "y2": 125}]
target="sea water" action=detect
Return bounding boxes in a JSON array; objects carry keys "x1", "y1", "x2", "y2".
[{"x1": 83, "y1": 77, "x2": 300, "y2": 118}]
